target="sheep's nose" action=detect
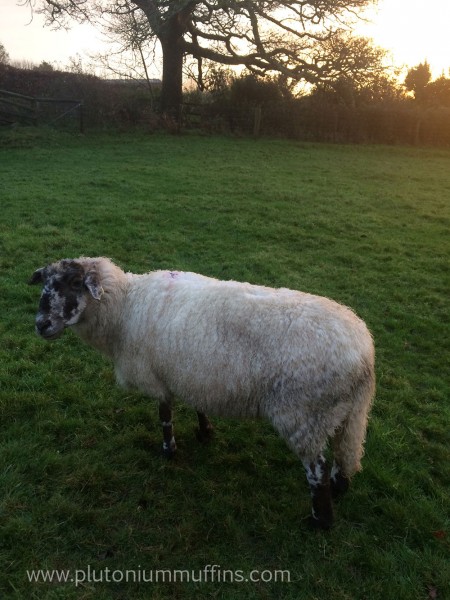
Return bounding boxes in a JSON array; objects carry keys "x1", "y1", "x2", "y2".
[{"x1": 36, "y1": 319, "x2": 52, "y2": 335}]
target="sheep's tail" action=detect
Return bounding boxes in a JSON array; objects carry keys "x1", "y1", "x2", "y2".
[{"x1": 332, "y1": 365, "x2": 375, "y2": 478}]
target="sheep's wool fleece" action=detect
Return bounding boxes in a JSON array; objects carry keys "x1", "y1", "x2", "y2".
[{"x1": 74, "y1": 258, "x2": 375, "y2": 466}]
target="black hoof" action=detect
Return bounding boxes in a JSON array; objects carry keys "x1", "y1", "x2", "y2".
[
  {"x1": 309, "y1": 513, "x2": 333, "y2": 530},
  {"x1": 330, "y1": 473, "x2": 350, "y2": 499},
  {"x1": 195, "y1": 427, "x2": 214, "y2": 444},
  {"x1": 162, "y1": 444, "x2": 177, "y2": 459}
]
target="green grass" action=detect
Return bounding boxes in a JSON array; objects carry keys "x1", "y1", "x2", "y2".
[{"x1": 0, "y1": 127, "x2": 449, "y2": 599}]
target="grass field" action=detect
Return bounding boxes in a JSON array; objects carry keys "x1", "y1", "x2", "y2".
[{"x1": 0, "y1": 128, "x2": 449, "y2": 600}]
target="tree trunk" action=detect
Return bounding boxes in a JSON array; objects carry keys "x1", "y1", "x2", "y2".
[
  {"x1": 160, "y1": 35, "x2": 184, "y2": 121},
  {"x1": 159, "y1": 8, "x2": 193, "y2": 123}
]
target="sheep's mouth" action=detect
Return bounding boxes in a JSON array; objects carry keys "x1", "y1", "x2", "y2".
[
  {"x1": 41, "y1": 330, "x2": 63, "y2": 341},
  {"x1": 35, "y1": 325, "x2": 64, "y2": 340}
]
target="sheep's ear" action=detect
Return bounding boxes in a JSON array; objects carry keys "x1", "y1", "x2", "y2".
[
  {"x1": 29, "y1": 267, "x2": 45, "y2": 285},
  {"x1": 84, "y1": 271, "x2": 104, "y2": 301}
]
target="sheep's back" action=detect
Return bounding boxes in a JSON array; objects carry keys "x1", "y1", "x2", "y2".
[{"x1": 117, "y1": 271, "x2": 373, "y2": 417}]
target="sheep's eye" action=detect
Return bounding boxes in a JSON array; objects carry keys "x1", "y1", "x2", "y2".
[{"x1": 69, "y1": 277, "x2": 84, "y2": 291}]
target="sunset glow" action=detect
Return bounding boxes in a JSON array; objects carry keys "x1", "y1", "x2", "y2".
[
  {"x1": 1, "y1": 0, "x2": 450, "y2": 78},
  {"x1": 359, "y1": 0, "x2": 450, "y2": 77}
]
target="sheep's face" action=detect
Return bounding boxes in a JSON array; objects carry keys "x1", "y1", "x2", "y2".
[{"x1": 30, "y1": 260, "x2": 103, "y2": 340}]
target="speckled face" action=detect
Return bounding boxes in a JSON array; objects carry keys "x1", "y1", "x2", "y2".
[{"x1": 30, "y1": 260, "x2": 93, "y2": 340}]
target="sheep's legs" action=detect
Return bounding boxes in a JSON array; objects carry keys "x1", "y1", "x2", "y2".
[
  {"x1": 159, "y1": 401, "x2": 177, "y2": 459},
  {"x1": 196, "y1": 411, "x2": 214, "y2": 443},
  {"x1": 303, "y1": 454, "x2": 333, "y2": 529},
  {"x1": 330, "y1": 460, "x2": 350, "y2": 499}
]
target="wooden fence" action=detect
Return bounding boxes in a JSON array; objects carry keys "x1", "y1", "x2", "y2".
[{"x1": 0, "y1": 89, "x2": 83, "y2": 132}]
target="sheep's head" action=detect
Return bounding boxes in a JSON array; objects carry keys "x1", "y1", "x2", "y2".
[{"x1": 30, "y1": 259, "x2": 103, "y2": 340}]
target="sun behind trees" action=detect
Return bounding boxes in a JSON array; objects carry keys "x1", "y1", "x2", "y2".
[
  {"x1": 24, "y1": 0, "x2": 382, "y2": 119},
  {"x1": 405, "y1": 61, "x2": 450, "y2": 107}
]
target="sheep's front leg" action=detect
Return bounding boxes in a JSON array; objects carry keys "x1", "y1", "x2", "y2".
[
  {"x1": 303, "y1": 454, "x2": 333, "y2": 529},
  {"x1": 196, "y1": 411, "x2": 214, "y2": 443},
  {"x1": 159, "y1": 400, "x2": 177, "y2": 459}
]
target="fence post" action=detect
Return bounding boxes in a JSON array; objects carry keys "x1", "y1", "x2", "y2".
[
  {"x1": 253, "y1": 105, "x2": 262, "y2": 137},
  {"x1": 79, "y1": 102, "x2": 84, "y2": 134},
  {"x1": 32, "y1": 98, "x2": 39, "y2": 126}
]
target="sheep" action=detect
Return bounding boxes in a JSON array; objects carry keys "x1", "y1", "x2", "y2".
[{"x1": 30, "y1": 257, "x2": 375, "y2": 529}]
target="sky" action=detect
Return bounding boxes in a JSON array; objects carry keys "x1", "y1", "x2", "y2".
[
  {"x1": 1, "y1": 0, "x2": 450, "y2": 78},
  {"x1": 359, "y1": 0, "x2": 450, "y2": 78}
]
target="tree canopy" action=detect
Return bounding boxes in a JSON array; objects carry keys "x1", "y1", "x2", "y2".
[
  {"x1": 405, "y1": 63, "x2": 450, "y2": 108},
  {"x1": 405, "y1": 62, "x2": 432, "y2": 103},
  {"x1": 26, "y1": 0, "x2": 380, "y2": 116}
]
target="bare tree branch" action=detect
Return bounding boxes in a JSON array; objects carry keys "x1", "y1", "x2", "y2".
[{"x1": 23, "y1": 0, "x2": 381, "y2": 114}]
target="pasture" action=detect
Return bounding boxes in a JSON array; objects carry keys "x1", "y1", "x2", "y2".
[{"x1": 0, "y1": 129, "x2": 449, "y2": 599}]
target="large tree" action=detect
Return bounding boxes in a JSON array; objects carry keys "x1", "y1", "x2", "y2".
[{"x1": 26, "y1": 0, "x2": 377, "y2": 116}]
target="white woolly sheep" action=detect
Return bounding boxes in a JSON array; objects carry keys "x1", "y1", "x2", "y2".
[{"x1": 30, "y1": 257, "x2": 375, "y2": 528}]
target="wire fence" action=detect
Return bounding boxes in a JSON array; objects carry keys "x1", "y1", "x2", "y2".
[
  {"x1": 182, "y1": 100, "x2": 450, "y2": 146},
  {"x1": 2, "y1": 85, "x2": 450, "y2": 146}
]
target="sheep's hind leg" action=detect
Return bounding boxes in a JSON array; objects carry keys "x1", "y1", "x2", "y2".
[
  {"x1": 330, "y1": 460, "x2": 350, "y2": 500},
  {"x1": 159, "y1": 400, "x2": 177, "y2": 459},
  {"x1": 302, "y1": 454, "x2": 333, "y2": 529},
  {"x1": 196, "y1": 411, "x2": 214, "y2": 443}
]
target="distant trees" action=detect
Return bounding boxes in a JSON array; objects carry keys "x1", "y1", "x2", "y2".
[
  {"x1": 405, "y1": 62, "x2": 432, "y2": 102},
  {"x1": 0, "y1": 41, "x2": 9, "y2": 64},
  {"x1": 402, "y1": 62, "x2": 450, "y2": 145},
  {"x1": 229, "y1": 74, "x2": 289, "y2": 108},
  {"x1": 3, "y1": 52, "x2": 450, "y2": 145},
  {"x1": 311, "y1": 71, "x2": 403, "y2": 108},
  {"x1": 405, "y1": 62, "x2": 450, "y2": 107},
  {"x1": 33, "y1": 61, "x2": 54, "y2": 73},
  {"x1": 425, "y1": 76, "x2": 450, "y2": 107}
]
